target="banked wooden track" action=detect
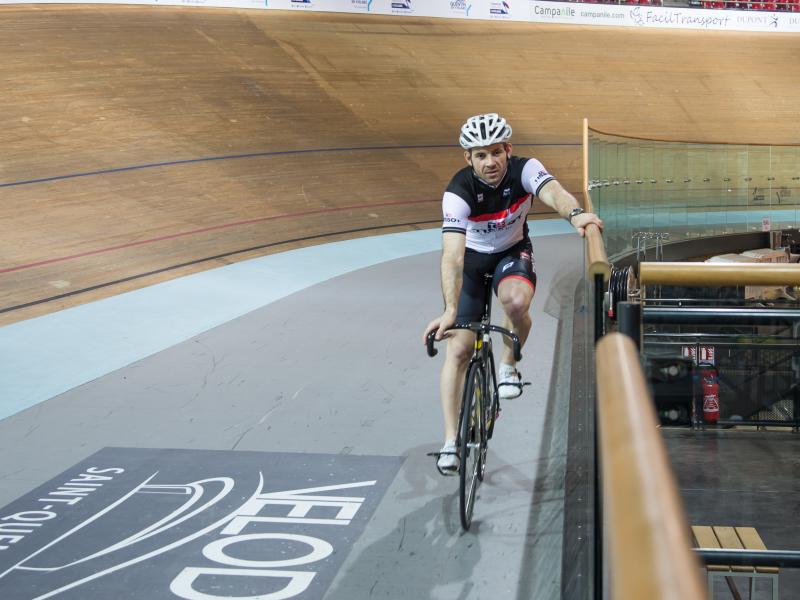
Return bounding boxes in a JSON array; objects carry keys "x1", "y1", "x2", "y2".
[{"x1": 1, "y1": 5, "x2": 798, "y2": 325}]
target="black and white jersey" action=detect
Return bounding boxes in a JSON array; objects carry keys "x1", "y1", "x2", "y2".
[{"x1": 442, "y1": 156, "x2": 554, "y2": 253}]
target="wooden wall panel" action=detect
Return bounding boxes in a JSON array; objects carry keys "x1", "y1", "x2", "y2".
[{"x1": 1, "y1": 6, "x2": 798, "y2": 324}]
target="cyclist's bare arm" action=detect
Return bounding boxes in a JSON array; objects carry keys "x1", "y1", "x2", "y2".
[
  {"x1": 422, "y1": 232, "x2": 466, "y2": 343},
  {"x1": 440, "y1": 232, "x2": 466, "y2": 321},
  {"x1": 537, "y1": 179, "x2": 603, "y2": 237}
]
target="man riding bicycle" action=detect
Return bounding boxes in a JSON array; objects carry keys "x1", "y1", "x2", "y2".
[{"x1": 422, "y1": 113, "x2": 603, "y2": 474}]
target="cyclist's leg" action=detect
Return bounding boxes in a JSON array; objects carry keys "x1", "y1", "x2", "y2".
[
  {"x1": 497, "y1": 277, "x2": 534, "y2": 363},
  {"x1": 495, "y1": 279, "x2": 533, "y2": 399},
  {"x1": 440, "y1": 329, "x2": 473, "y2": 441},
  {"x1": 493, "y1": 240, "x2": 537, "y2": 365},
  {"x1": 493, "y1": 242, "x2": 536, "y2": 398},
  {"x1": 437, "y1": 252, "x2": 490, "y2": 472},
  {"x1": 437, "y1": 331, "x2": 472, "y2": 474}
]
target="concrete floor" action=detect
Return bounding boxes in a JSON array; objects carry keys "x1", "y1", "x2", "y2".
[
  {"x1": 665, "y1": 428, "x2": 800, "y2": 600},
  {"x1": 0, "y1": 232, "x2": 585, "y2": 599}
]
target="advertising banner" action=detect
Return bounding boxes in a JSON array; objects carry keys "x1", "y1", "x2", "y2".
[{"x1": 1, "y1": 0, "x2": 798, "y2": 35}]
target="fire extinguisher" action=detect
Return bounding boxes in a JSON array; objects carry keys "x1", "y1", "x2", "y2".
[{"x1": 700, "y1": 365, "x2": 720, "y2": 423}]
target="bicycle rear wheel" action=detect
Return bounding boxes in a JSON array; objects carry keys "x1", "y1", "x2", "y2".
[{"x1": 459, "y1": 360, "x2": 485, "y2": 530}]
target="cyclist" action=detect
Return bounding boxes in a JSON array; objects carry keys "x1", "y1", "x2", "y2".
[{"x1": 422, "y1": 113, "x2": 603, "y2": 474}]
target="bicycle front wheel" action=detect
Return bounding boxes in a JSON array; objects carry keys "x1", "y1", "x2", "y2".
[
  {"x1": 485, "y1": 348, "x2": 499, "y2": 441},
  {"x1": 459, "y1": 360, "x2": 485, "y2": 531}
]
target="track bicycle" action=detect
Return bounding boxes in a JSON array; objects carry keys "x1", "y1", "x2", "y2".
[{"x1": 426, "y1": 274, "x2": 521, "y2": 531}]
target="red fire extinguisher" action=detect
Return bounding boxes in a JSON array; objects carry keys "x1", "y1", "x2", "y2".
[{"x1": 701, "y1": 366, "x2": 720, "y2": 423}]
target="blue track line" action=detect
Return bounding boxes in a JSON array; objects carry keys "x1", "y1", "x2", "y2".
[{"x1": 0, "y1": 142, "x2": 580, "y2": 189}]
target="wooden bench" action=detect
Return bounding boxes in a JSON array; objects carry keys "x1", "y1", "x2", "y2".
[{"x1": 692, "y1": 526, "x2": 779, "y2": 600}]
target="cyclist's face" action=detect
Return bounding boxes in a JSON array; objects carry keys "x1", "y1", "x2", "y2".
[{"x1": 465, "y1": 143, "x2": 511, "y2": 186}]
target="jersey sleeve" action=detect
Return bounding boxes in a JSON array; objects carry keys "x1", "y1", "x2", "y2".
[
  {"x1": 442, "y1": 191, "x2": 470, "y2": 235},
  {"x1": 521, "y1": 158, "x2": 556, "y2": 197}
]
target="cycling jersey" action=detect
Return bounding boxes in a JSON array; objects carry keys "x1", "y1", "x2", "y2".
[{"x1": 441, "y1": 156, "x2": 554, "y2": 253}]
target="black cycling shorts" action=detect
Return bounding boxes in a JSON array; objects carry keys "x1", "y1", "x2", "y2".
[{"x1": 456, "y1": 238, "x2": 537, "y2": 324}]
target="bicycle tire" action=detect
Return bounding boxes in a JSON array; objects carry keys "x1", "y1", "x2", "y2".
[
  {"x1": 476, "y1": 351, "x2": 497, "y2": 483},
  {"x1": 459, "y1": 360, "x2": 485, "y2": 530},
  {"x1": 485, "y1": 348, "x2": 500, "y2": 441}
]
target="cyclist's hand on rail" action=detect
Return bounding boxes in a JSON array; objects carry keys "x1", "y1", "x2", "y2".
[
  {"x1": 572, "y1": 212, "x2": 604, "y2": 237},
  {"x1": 422, "y1": 311, "x2": 457, "y2": 344}
]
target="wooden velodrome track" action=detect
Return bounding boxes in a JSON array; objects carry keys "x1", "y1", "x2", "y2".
[{"x1": 1, "y1": 5, "x2": 799, "y2": 327}]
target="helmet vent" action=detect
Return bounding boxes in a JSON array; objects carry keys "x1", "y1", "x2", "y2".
[{"x1": 459, "y1": 113, "x2": 512, "y2": 150}]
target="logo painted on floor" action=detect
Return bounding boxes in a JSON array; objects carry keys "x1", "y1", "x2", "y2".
[{"x1": 0, "y1": 447, "x2": 402, "y2": 599}]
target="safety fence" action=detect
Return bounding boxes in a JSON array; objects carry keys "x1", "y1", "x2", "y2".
[
  {"x1": 581, "y1": 118, "x2": 705, "y2": 600},
  {"x1": 580, "y1": 119, "x2": 800, "y2": 599}
]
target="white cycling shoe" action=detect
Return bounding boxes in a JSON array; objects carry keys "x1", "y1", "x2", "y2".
[
  {"x1": 498, "y1": 364, "x2": 524, "y2": 399},
  {"x1": 436, "y1": 440, "x2": 459, "y2": 475}
]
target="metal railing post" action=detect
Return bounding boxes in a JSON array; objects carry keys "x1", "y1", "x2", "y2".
[{"x1": 595, "y1": 273, "x2": 605, "y2": 343}]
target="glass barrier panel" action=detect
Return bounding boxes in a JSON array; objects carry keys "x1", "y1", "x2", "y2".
[{"x1": 589, "y1": 130, "x2": 800, "y2": 258}]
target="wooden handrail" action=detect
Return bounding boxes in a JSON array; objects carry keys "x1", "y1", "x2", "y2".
[
  {"x1": 596, "y1": 333, "x2": 706, "y2": 600},
  {"x1": 640, "y1": 262, "x2": 800, "y2": 287},
  {"x1": 585, "y1": 223, "x2": 610, "y2": 279},
  {"x1": 583, "y1": 118, "x2": 610, "y2": 280}
]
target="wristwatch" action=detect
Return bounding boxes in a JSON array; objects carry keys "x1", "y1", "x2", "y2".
[{"x1": 568, "y1": 207, "x2": 585, "y2": 223}]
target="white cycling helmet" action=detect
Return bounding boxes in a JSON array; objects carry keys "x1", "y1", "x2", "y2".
[{"x1": 459, "y1": 113, "x2": 513, "y2": 149}]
